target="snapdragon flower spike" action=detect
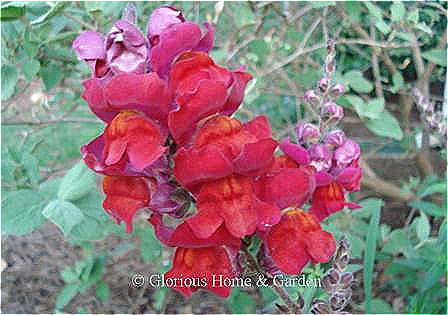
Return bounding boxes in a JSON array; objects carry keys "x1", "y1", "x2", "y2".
[
  {"x1": 266, "y1": 209, "x2": 336, "y2": 275},
  {"x1": 147, "y1": 6, "x2": 215, "y2": 78},
  {"x1": 102, "y1": 175, "x2": 151, "y2": 233},
  {"x1": 81, "y1": 71, "x2": 173, "y2": 126},
  {"x1": 168, "y1": 52, "x2": 253, "y2": 146},
  {"x1": 164, "y1": 246, "x2": 235, "y2": 297},
  {"x1": 173, "y1": 115, "x2": 277, "y2": 193},
  {"x1": 186, "y1": 174, "x2": 280, "y2": 239},
  {"x1": 81, "y1": 111, "x2": 167, "y2": 175}
]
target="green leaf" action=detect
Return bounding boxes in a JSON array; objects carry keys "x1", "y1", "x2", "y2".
[
  {"x1": 407, "y1": 9, "x2": 419, "y2": 25},
  {"x1": 31, "y1": 2, "x2": 68, "y2": 25},
  {"x1": 95, "y1": 281, "x2": 110, "y2": 301},
  {"x1": 309, "y1": 1, "x2": 335, "y2": 8},
  {"x1": 234, "y1": 3, "x2": 255, "y2": 28},
  {"x1": 21, "y1": 152, "x2": 40, "y2": 186},
  {"x1": 1, "y1": 190, "x2": 46, "y2": 235},
  {"x1": 416, "y1": 213, "x2": 430, "y2": 242},
  {"x1": 58, "y1": 160, "x2": 97, "y2": 202},
  {"x1": 136, "y1": 226, "x2": 162, "y2": 263},
  {"x1": 22, "y1": 59, "x2": 40, "y2": 81},
  {"x1": 40, "y1": 63, "x2": 62, "y2": 90},
  {"x1": 42, "y1": 200, "x2": 85, "y2": 235},
  {"x1": 365, "y1": 110, "x2": 403, "y2": 140},
  {"x1": 228, "y1": 289, "x2": 257, "y2": 313},
  {"x1": 390, "y1": 2, "x2": 405, "y2": 22},
  {"x1": 363, "y1": 298, "x2": 393, "y2": 313},
  {"x1": 363, "y1": 198, "x2": 383, "y2": 313},
  {"x1": 84, "y1": 1, "x2": 106, "y2": 13},
  {"x1": 408, "y1": 201, "x2": 446, "y2": 217},
  {"x1": 364, "y1": 2, "x2": 382, "y2": 20},
  {"x1": 382, "y1": 228, "x2": 414, "y2": 257},
  {"x1": 1, "y1": 65, "x2": 18, "y2": 101},
  {"x1": 347, "y1": 96, "x2": 385, "y2": 119},
  {"x1": 418, "y1": 181, "x2": 447, "y2": 198},
  {"x1": 421, "y1": 49, "x2": 447, "y2": 67},
  {"x1": 61, "y1": 266, "x2": 78, "y2": 283},
  {"x1": 391, "y1": 72, "x2": 405, "y2": 92},
  {"x1": 1, "y1": 2, "x2": 26, "y2": 21},
  {"x1": 343, "y1": 70, "x2": 373, "y2": 93},
  {"x1": 375, "y1": 20, "x2": 391, "y2": 35},
  {"x1": 56, "y1": 283, "x2": 79, "y2": 310}
]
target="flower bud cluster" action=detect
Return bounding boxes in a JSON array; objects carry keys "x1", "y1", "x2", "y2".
[
  {"x1": 312, "y1": 239, "x2": 354, "y2": 313},
  {"x1": 412, "y1": 87, "x2": 447, "y2": 146}
]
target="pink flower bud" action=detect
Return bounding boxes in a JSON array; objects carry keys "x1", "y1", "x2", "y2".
[
  {"x1": 296, "y1": 122, "x2": 321, "y2": 145},
  {"x1": 303, "y1": 89, "x2": 319, "y2": 104},
  {"x1": 333, "y1": 139, "x2": 360, "y2": 169},
  {"x1": 105, "y1": 20, "x2": 149, "y2": 74},
  {"x1": 325, "y1": 130, "x2": 346, "y2": 147},
  {"x1": 319, "y1": 77, "x2": 330, "y2": 93},
  {"x1": 122, "y1": 3, "x2": 137, "y2": 24},
  {"x1": 323, "y1": 102, "x2": 344, "y2": 122},
  {"x1": 330, "y1": 83, "x2": 345, "y2": 97},
  {"x1": 309, "y1": 143, "x2": 332, "y2": 172}
]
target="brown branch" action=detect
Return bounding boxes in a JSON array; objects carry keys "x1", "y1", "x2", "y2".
[{"x1": 359, "y1": 158, "x2": 416, "y2": 202}]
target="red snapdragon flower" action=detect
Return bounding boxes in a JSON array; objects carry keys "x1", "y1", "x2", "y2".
[
  {"x1": 147, "y1": 7, "x2": 215, "y2": 78},
  {"x1": 82, "y1": 111, "x2": 167, "y2": 175},
  {"x1": 309, "y1": 181, "x2": 362, "y2": 222},
  {"x1": 174, "y1": 115, "x2": 277, "y2": 193},
  {"x1": 168, "y1": 52, "x2": 253, "y2": 146},
  {"x1": 81, "y1": 72, "x2": 173, "y2": 126},
  {"x1": 266, "y1": 209, "x2": 336, "y2": 275},
  {"x1": 102, "y1": 175, "x2": 150, "y2": 233},
  {"x1": 254, "y1": 155, "x2": 316, "y2": 210},
  {"x1": 149, "y1": 214, "x2": 241, "y2": 249},
  {"x1": 186, "y1": 175, "x2": 279, "y2": 239},
  {"x1": 164, "y1": 246, "x2": 235, "y2": 297}
]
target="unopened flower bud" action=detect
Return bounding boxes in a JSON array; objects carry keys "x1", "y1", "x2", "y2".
[
  {"x1": 122, "y1": 3, "x2": 137, "y2": 24},
  {"x1": 303, "y1": 89, "x2": 319, "y2": 104},
  {"x1": 339, "y1": 272, "x2": 354, "y2": 289},
  {"x1": 325, "y1": 130, "x2": 346, "y2": 147},
  {"x1": 329, "y1": 291, "x2": 350, "y2": 311},
  {"x1": 309, "y1": 143, "x2": 332, "y2": 172},
  {"x1": 330, "y1": 83, "x2": 345, "y2": 97},
  {"x1": 322, "y1": 102, "x2": 344, "y2": 123},
  {"x1": 326, "y1": 268, "x2": 340, "y2": 285},
  {"x1": 319, "y1": 77, "x2": 330, "y2": 93},
  {"x1": 105, "y1": 20, "x2": 149, "y2": 74},
  {"x1": 333, "y1": 139, "x2": 361, "y2": 169},
  {"x1": 296, "y1": 122, "x2": 321, "y2": 145},
  {"x1": 147, "y1": 6, "x2": 185, "y2": 45},
  {"x1": 311, "y1": 299, "x2": 332, "y2": 313}
]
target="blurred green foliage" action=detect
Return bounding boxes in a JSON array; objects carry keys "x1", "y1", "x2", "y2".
[{"x1": 1, "y1": 1, "x2": 446, "y2": 313}]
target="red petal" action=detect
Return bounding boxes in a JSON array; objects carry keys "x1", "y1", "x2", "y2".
[
  {"x1": 305, "y1": 230, "x2": 336, "y2": 263},
  {"x1": 165, "y1": 247, "x2": 234, "y2": 297},
  {"x1": 190, "y1": 176, "x2": 257, "y2": 238},
  {"x1": 104, "y1": 73, "x2": 173, "y2": 128},
  {"x1": 173, "y1": 145, "x2": 233, "y2": 190},
  {"x1": 169, "y1": 79, "x2": 229, "y2": 146},
  {"x1": 102, "y1": 176, "x2": 150, "y2": 233}
]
